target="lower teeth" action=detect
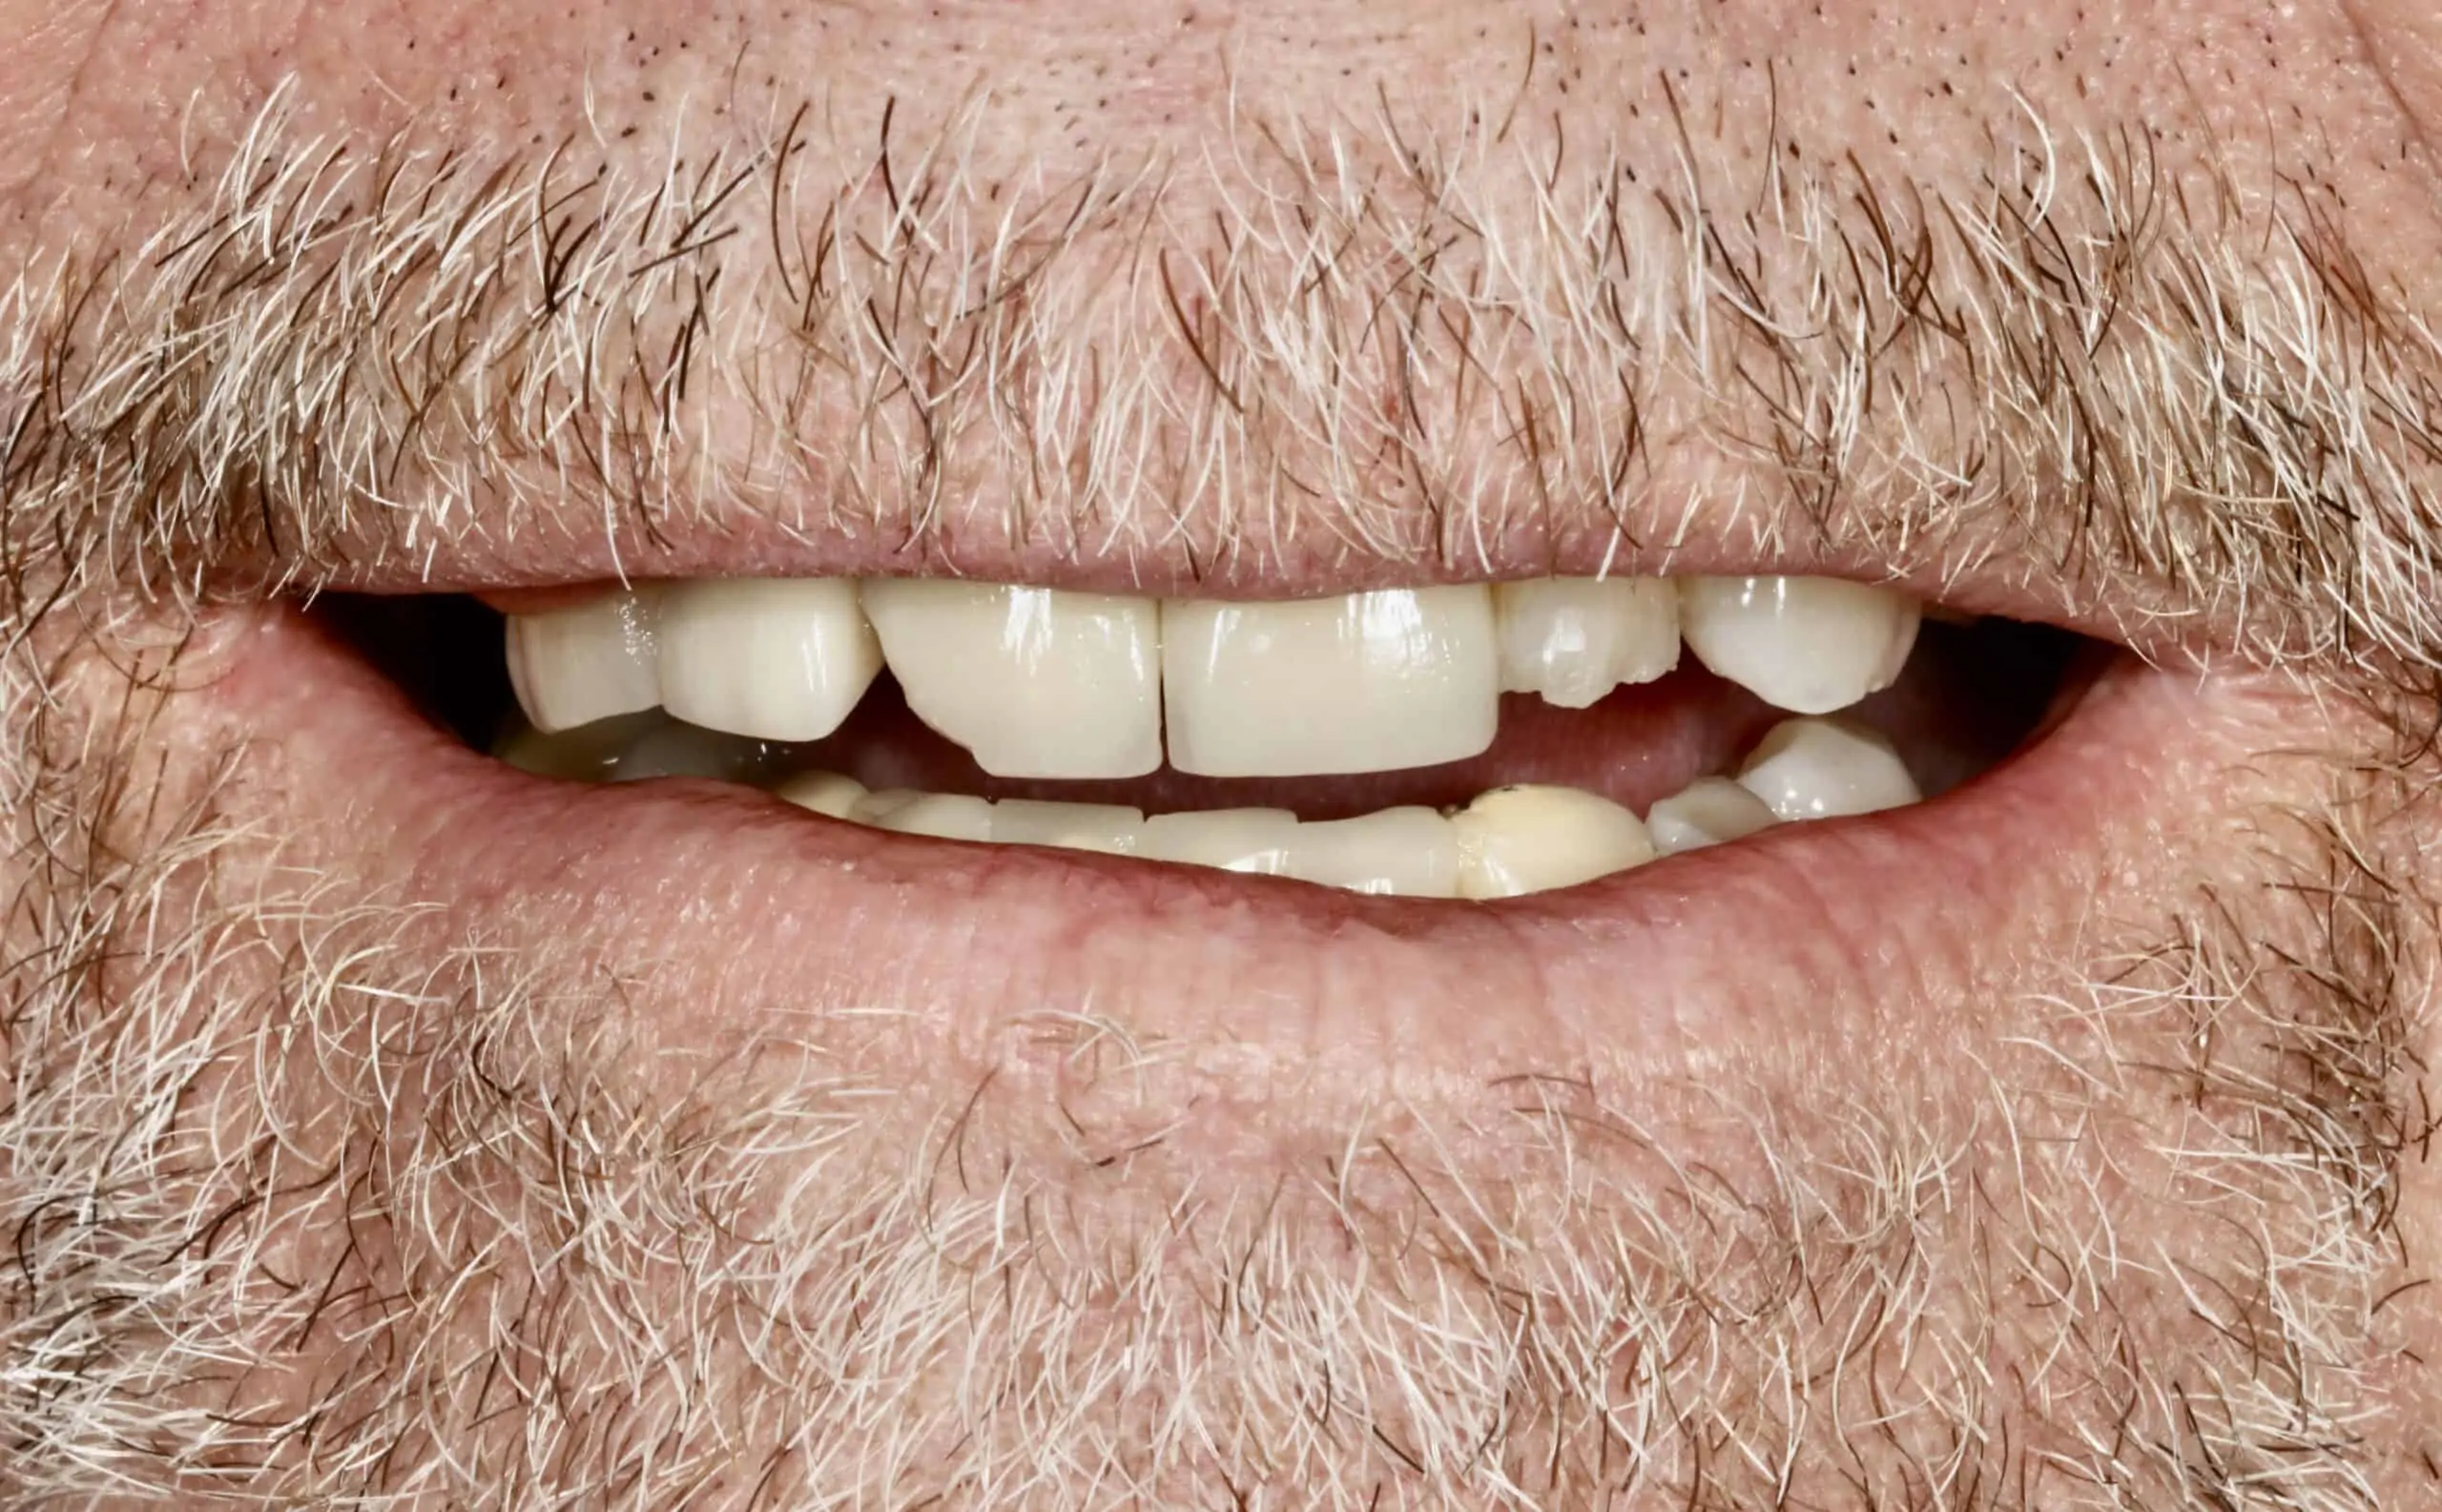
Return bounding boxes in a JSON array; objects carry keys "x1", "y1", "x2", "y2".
[{"x1": 492, "y1": 710, "x2": 1924, "y2": 899}]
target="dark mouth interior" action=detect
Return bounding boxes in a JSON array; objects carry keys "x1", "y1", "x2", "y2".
[{"x1": 319, "y1": 590, "x2": 2096, "y2": 820}]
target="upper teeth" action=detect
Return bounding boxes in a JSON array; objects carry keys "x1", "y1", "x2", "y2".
[{"x1": 503, "y1": 573, "x2": 1924, "y2": 777}]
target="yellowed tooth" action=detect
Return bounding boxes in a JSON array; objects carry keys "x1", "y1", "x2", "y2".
[
  {"x1": 1450, "y1": 785, "x2": 1655, "y2": 898},
  {"x1": 862, "y1": 792, "x2": 996, "y2": 841},
  {"x1": 1494, "y1": 577, "x2": 1679, "y2": 707},
  {"x1": 988, "y1": 799, "x2": 1146, "y2": 855},
  {"x1": 657, "y1": 577, "x2": 882, "y2": 741}
]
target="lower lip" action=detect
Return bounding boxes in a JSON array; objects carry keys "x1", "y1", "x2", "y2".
[{"x1": 217, "y1": 604, "x2": 2192, "y2": 1102}]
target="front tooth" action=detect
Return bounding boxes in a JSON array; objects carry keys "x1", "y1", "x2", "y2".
[
  {"x1": 1644, "y1": 777, "x2": 1780, "y2": 856},
  {"x1": 505, "y1": 590, "x2": 663, "y2": 733},
  {"x1": 987, "y1": 799, "x2": 1146, "y2": 855},
  {"x1": 1678, "y1": 576, "x2": 1921, "y2": 715},
  {"x1": 776, "y1": 770, "x2": 869, "y2": 818},
  {"x1": 861, "y1": 792, "x2": 996, "y2": 841},
  {"x1": 1734, "y1": 717, "x2": 1921, "y2": 820},
  {"x1": 657, "y1": 578, "x2": 882, "y2": 741},
  {"x1": 1137, "y1": 808, "x2": 1301, "y2": 874},
  {"x1": 1449, "y1": 785, "x2": 1655, "y2": 898},
  {"x1": 861, "y1": 581, "x2": 1161, "y2": 779},
  {"x1": 1279, "y1": 807, "x2": 1462, "y2": 897},
  {"x1": 1164, "y1": 587, "x2": 1499, "y2": 777},
  {"x1": 1494, "y1": 578, "x2": 1679, "y2": 708}
]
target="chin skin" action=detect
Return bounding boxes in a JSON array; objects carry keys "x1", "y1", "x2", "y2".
[{"x1": 5, "y1": 2, "x2": 2442, "y2": 1507}]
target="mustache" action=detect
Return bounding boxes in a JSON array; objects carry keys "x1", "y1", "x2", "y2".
[{"x1": 5, "y1": 79, "x2": 2442, "y2": 672}]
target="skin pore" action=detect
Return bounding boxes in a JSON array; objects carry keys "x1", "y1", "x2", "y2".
[{"x1": 6, "y1": 1, "x2": 2442, "y2": 1505}]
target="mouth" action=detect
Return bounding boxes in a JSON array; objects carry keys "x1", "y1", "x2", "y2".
[
  {"x1": 225, "y1": 547, "x2": 2180, "y2": 1065},
  {"x1": 341, "y1": 569, "x2": 2095, "y2": 899}
]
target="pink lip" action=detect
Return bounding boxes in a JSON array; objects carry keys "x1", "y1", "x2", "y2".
[{"x1": 212, "y1": 600, "x2": 2217, "y2": 1111}]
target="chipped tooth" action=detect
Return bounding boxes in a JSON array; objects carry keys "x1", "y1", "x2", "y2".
[
  {"x1": 862, "y1": 792, "x2": 996, "y2": 841},
  {"x1": 1164, "y1": 587, "x2": 1500, "y2": 777},
  {"x1": 1735, "y1": 717, "x2": 1921, "y2": 820},
  {"x1": 1280, "y1": 807, "x2": 1463, "y2": 897},
  {"x1": 505, "y1": 590, "x2": 663, "y2": 733},
  {"x1": 1678, "y1": 575, "x2": 1921, "y2": 715},
  {"x1": 776, "y1": 770, "x2": 869, "y2": 819},
  {"x1": 1450, "y1": 785, "x2": 1655, "y2": 898},
  {"x1": 1136, "y1": 808, "x2": 1301, "y2": 874},
  {"x1": 1494, "y1": 577, "x2": 1679, "y2": 708},
  {"x1": 1645, "y1": 777, "x2": 1781, "y2": 856},
  {"x1": 988, "y1": 799, "x2": 1146, "y2": 855},
  {"x1": 862, "y1": 580, "x2": 1162, "y2": 778},
  {"x1": 657, "y1": 578, "x2": 882, "y2": 741}
]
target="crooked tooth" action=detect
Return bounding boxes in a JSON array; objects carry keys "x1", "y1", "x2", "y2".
[
  {"x1": 1279, "y1": 807, "x2": 1462, "y2": 897},
  {"x1": 1137, "y1": 808, "x2": 1301, "y2": 874},
  {"x1": 1164, "y1": 587, "x2": 1499, "y2": 777},
  {"x1": 1645, "y1": 777, "x2": 1780, "y2": 856},
  {"x1": 505, "y1": 590, "x2": 663, "y2": 733},
  {"x1": 1450, "y1": 785, "x2": 1655, "y2": 898},
  {"x1": 862, "y1": 581, "x2": 1161, "y2": 778},
  {"x1": 988, "y1": 799, "x2": 1146, "y2": 855},
  {"x1": 1495, "y1": 577, "x2": 1679, "y2": 708},
  {"x1": 657, "y1": 578, "x2": 882, "y2": 741},
  {"x1": 776, "y1": 770, "x2": 869, "y2": 819},
  {"x1": 1678, "y1": 576, "x2": 1920, "y2": 715},
  {"x1": 1735, "y1": 717, "x2": 1921, "y2": 820}
]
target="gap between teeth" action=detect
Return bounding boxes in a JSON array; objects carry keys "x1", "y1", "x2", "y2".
[
  {"x1": 497, "y1": 710, "x2": 1923, "y2": 900},
  {"x1": 506, "y1": 572, "x2": 1924, "y2": 774}
]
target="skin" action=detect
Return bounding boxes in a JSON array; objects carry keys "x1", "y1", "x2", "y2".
[{"x1": 6, "y1": 2, "x2": 2442, "y2": 1506}]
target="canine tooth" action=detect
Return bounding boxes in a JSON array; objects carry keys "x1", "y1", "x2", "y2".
[
  {"x1": 1678, "y1": 576, "x2": 1921, "y2": 715},
  {"x1": 1137, "y1": 808, "x2": 1301, "y2": 874},
  {"x1": 776, "y1": 770, "x2": 869, "y2": 819},
  {"x1": 1645, "y1": 777, "x2": 1781, "y2": 856},
  {"x1": 862, "y1": 581, "x2": 1161, "y2": 778},
  {"x1": 1164, "y1": 587, "x2": 1499, "y2": 777},
  {"x1": 505, "y1": 590, "x2": 662, "y2": 733},
  {"x1": 864, "y1": 792, "x2": 996, "y2": 841},
  {"x1": 657, "y1": 578, "x2": 881, "y2": 741},
  {"x1": 1735, "y1": 717, "x2": 1921, "y2": 820},
  {"x1": 987, "y1": 799, "x2": 1146, "y2": 855},
  {"x1": 1450, "y1": 785, "x2": 1655, "y2": 898},
  {"x1": 1495, "y1": 578, "x2": 1679, "y2": 708},
  {"x1": 1280, "y1": 807, "x2": 1462, "y2": 897}
]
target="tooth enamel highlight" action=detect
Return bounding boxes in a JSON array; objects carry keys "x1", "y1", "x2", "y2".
[
  {"x1": 1136, "y1": 808, "x2": 1301, "y2": 874},
  {"x1": 1677, "y1": 575, "x2": 1921, "y2": 715},
  {"x1": 1645, "y1": 777, "x2": 1781, "y2": 856},
  {"x1": 1280, "y1": 807, "x2": 1463, "y2": 897},
  {"x1": 656, "y1": 578, "x2": 882, "y2": 741},
  {"x1": 1495, "y1": 577, "x2": 1679, "y2": 708},
  {"x1": 776, "y1": 770, "x2": 869, "y2": 819},
  {"x1": 862, "y1": 580, "x2": 1162, "y2": 779},
  {"x1": 988, "y1": 799, "x2": 1145, "y2": 854},
  {"x1": 1450, "y1": 785, "x2": 1656, "y2": 898},
  {"x1": 1164, "y1": 587, "x2": 1500, "y2": 777},
  {"x1": 506, "y1": 590, "x2": 663, "y2": 733},
  {"x1": 1735, "y1": 717, "x2": 1921, "y2": 820}
]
